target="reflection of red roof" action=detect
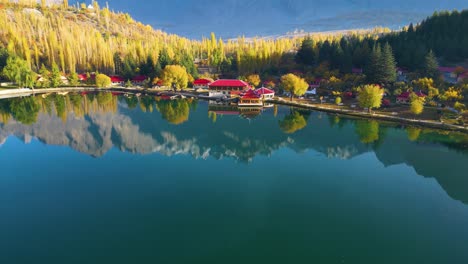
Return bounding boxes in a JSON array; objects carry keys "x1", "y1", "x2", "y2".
[
  {"x1": 194, "y1": 78, "x2": 212, "y2": 85},
  {"x1": 255, "y1": 87, "x2": 275, "y2": 95},
  {"x1": 110, "y1": 76, "x2": 125, "y2": 82},
  {"x1": 209, "y1": 79, "x2": 250, "y2": 87},
  {"x1": 352, "y1": 68, "x2": 363, "y2": 74},
  {"x1": 241, "y1": 89, "x2": 261, "y2": 99},
  {"x1": 132, "y1": 75, "x2": 147, "y2": 82}
]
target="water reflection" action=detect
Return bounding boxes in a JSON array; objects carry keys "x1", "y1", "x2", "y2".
[
  {"x1": 279, "y1": 110, "x2": 308, "y2": 134},
  {"x1": 0, "y1": 93, "x2": 468, "y2": 204}
]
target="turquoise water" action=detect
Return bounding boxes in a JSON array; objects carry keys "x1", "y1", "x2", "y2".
[{"x1": 0, "y1": 93, "x2": 468, "y2": 264}]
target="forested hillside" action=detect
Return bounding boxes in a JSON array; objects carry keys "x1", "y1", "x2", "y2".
[
  {"x1": 0, "y1": 0, "x2": 467, "y2": 86},
  {"x1": 0, "y1": 0, "x2": 387, "y2": 80},
  {"x1": 295, "y1": 10, "x2": 468, "y2": 74}
]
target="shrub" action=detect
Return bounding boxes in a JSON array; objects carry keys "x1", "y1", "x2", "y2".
[
  {"x1": 95, "y1": 74, "x2": 111, "y2": 88},
  {"x1": 335, "y1": 97, "x2": 342, "y2": 105}
]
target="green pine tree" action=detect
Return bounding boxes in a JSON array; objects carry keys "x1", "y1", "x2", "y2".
[
  {"x1": 50, "y1": 62, "x2": 62, "y2": 88},
  {"x1": 423, "y1": 50, "x2": 440, "y2": 80},
  {"x1": 380, "y1": 43, "x2": 397, "y2": 84}
]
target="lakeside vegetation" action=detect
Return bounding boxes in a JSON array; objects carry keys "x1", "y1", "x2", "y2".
[{"x1": 0, "y1": 1, "x2": 467, "y2": 126}]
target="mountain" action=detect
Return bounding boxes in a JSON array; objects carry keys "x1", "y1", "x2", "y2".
[{"x1": 105, "y1": 0, "x2": 468, "y2": 39}]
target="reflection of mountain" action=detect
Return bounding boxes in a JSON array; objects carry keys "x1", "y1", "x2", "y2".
[{"x1": 0, "y1": 95, "x2": 467, "y2": 204}]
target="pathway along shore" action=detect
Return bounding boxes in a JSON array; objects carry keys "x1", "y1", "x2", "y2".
[{"x1": 1, "y1": 87, "x2": 467, "y2": 134}]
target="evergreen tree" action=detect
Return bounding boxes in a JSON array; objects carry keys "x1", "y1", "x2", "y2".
[
  {"x1": 50, "y1": 62, "x2": 62, "y2": 88},
  {"x1": 68, "y1": 71, "x2": 79, "y2": 86},
  {"x1": 423, "y1": 50, "x2": 440, "y2": 80},
  {"x1": 158, "y1": 48, "x2": 171, "y2": 70},
  {"x1": 380, "y1": 43, "x2": 397, "y2": 84},
  {"x1": 38, "y1": 64, "x2": 50, "y2": 87},
  {"x1": 296, "y1": 37, "x2": 315, "y2": 66},
  {"x1": 365, "y1": 44, "x2": 382, "y2": 83}
]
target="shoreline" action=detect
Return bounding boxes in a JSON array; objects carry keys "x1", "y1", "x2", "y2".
[
  {"x1": 270, "y1": 98, "x2": 468, "y2": 134},
  {"x1": 1, "y1": 86, "x2": 467, "y2": 134}
]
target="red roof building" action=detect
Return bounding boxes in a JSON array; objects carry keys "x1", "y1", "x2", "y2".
[
  {"x1": 310, "y1": 78, "x2": 323, "y2": 88},
  {"x1": 239, "y1": 89, "x2": 263, "y2": 106},
  {"x1": 78, "y1": 74, "x2": 88, "y2": 81},
  {"x1": 352, "y1": 68, "x2": 363, "y2": 74},
  {"x1": 110, "y1": 76, "x2": 125, "y2": 85},
  {"x1": 255, "y1": 87, "x2": 275, "y2": 100},
  {"x1": 132, "y1": 75, "x2": 148, "y2": 84},
  {"x1": 459, "y1": 72, "x2": 468, "y2": 83},
  {"x1": 208, "y1": 79, "x2": 250, "y2": 98},
  {"x1": 209, "y1": 79, "x2": 250, "y2": 88},
  {"x1": 193, "y1": 78, "x2": 213, "y2": 89},
  {"x1": 78, "y1": 73, "x2": 96, "y2": 82},
  {"x1": 397, "y1": 91, "x2": 426, "y2": 104},
  {"x1": 438, "y1": 67, "x2": 457, "y2": 73},
  {"x1": 194, "y1": 78, "x2": 213, "y2": 85}
]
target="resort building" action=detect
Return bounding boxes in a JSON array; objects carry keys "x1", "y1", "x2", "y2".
[
  {"x1": 110, "y1": 76, "x2": 125, "y2": 86},
  {"x1": 439, "y1": 67, "x2": 458, "y2": 84},
  {"x1": 208, "y1": 79, "x2": 250, "y2": 98},
  {"x1": 238, "y1": 89, "x2": 263, "y2": 107},
  {"x1": 396, "y1": 91, "x2": 426, "y2": 104},
  {"x1": 132, "y1": 75, "x2": 148, "y2": 86},
  {"x1": 255, "y1": 87, "x2": 275, "y2": 100},
  {"x1": 193, "y1": 78, "x2": 213, "y2": 90}
]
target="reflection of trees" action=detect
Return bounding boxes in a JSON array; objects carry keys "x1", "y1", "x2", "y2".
[
  {"x1": 139, "y1": 96, "x2": 155, "y2": 113},
  {"x1": 53, "y1": 95, "x2": 67, "y2": 122},
  {"x1": 156, "y1": 99, "x2": 192, "y2": 125},
  {"x1": 279, "y1": 110, "x2": 307, "y2": 134},
  {"x1": 406, "y1": 126, "x2": 422, "y2": 141},
  {"x1": 0, "y1": 100, "x2": 11, "y2": 124},
  {"x1": 96, "y1": 92, "x2": 113, "y2": 105},
  {"x1": 355, "y1": 120, "x2": 380, "y2": 144},
  {"x1": 9, "y1": 96, "x2": 40, "y2": 125},
  {"x1": 124, "y1": 96, "x2": 139, "y2": 109}
]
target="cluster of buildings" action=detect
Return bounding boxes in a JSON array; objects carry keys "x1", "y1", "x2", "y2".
[{"x1": 195, "y1": 78, "x2": 275, "y2": 107}]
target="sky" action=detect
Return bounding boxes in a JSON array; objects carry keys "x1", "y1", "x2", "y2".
[{"x1": 101, "y1": 0, "x2": 468, "y2": 39}]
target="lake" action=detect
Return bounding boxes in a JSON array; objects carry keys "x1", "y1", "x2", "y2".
[{"x1": 1, "y1": 92, "x2": 468, "y2": 264}]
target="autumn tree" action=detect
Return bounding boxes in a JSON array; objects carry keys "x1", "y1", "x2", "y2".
[
  {"x1": 95, "y1": 73, "x2": 111, "y2": 88},
  {"x1": 162, "y1": 65, "x2": 189, "y2": 90},
  {"x1": 357, "y1": 84, "x2": 383, "y2": 113},
  {"x1": 281, "y1": 73, "x2": 308, "y2": 101},
  {"x1": 2, "y1": 56, "x2": 36, "y2": 88},
  {"x1": 410, "y1": 93, "x2": 425, "y2": 115},
  {"x1": 246, "y1": 74, "x2": 261, "y2": 87},
  {"x1": 412, "y1": 78, "x2": 439, "y2": 99}
]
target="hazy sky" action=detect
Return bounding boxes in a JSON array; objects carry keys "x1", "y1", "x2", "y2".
[{"x1": 102, "y1": 0, "x2": 468, "y2": 38}]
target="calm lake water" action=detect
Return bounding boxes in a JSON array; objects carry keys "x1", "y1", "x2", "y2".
[{"x1": 1, "y1": 92, "x2": 468, "y2": 264}]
